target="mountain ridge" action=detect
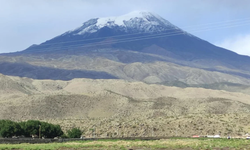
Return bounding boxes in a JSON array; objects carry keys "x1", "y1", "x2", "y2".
[
  {"x1": 0, "y1": 11, "x2": 250, "y2": 89},
  {"x1": 66, "y1": 11, "x2": 183, "y2": 35}
]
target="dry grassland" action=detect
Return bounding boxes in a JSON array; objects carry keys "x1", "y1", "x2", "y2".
[{"x1": 0, "y1": 74, "x2": 250, "y2": 137}]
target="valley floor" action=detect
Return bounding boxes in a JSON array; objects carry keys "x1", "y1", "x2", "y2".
[{"x1": 0, "y1": 138, "x2": 250, "y2": 150}]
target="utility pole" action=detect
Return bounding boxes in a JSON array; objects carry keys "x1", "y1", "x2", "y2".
[
  {"x1": 175, "y1": 128, "x2": 177, "y2": 137},
  {"x1": 117, "y1": 127, "x2": 119, "y2": 137},
  {"x1": 152, "y1": 127, "x2": 154, "y2": 137},
  {"x1": 39, "y1": 125, "x2": 41, "y2": 139}
]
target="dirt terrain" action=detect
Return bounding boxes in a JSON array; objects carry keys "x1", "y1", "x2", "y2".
[{"x1": 0, "y1": 73, "x2": 250, "y2": 137}]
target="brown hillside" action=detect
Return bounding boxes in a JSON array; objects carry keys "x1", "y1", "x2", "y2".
[{"x1": 0, "y1": 74, "x2": 250, "y2": 137}]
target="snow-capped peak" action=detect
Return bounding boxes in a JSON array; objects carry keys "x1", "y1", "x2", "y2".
[
  {"x1": 68, "y1": 11, "x2": 182, "y2": 35},
  {"x1": 96, "y1": 11, "x2": 159, "y2": 27}
]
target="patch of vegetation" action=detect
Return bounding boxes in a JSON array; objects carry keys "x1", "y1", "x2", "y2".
[
  {"x1": 0, "y1": 120, "x2": 63, "y2": 138},
  {"x1": 0, "y1": 138, "x2": 249, "y2": 150},
  {"x1": 67, "y1": 128, "x2": 82, "y2": 138}
]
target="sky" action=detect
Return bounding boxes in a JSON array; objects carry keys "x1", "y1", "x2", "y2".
[{"x1": 0, "y1": 0, "x2": 250, "y2": 56}]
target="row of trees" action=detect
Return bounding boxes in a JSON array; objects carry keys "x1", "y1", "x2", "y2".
[{"x1": 0, "y1": 120, "x2": 82, "y2": 138}]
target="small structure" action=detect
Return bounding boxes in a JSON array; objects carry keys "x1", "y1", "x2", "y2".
[
  {"x1": 80, "y1": 136, "x2": 85, "y2": 139},
  {"x1": 31, "y1": 134, "x2": 38, "y2": 139},
  {"x1": 213, "y1": 135, "x2": 220, "y2": 138},
  {"x1": 192, "y1": 135, "x2": 199, "y2": 138},
  {"x1": 206, "y1": 135, "x2": 214, "y2": 138},
  {"x1": 12, "y1": 136, "x2": 18, "y2": 139}
]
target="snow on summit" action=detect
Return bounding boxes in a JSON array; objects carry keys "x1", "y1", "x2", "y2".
[
  {"x1": 72, "y1": 11, "x2": 181, "y2": 35},
  {"x1": 96, "y1": 11, "x2": 158, "y2": 27}
]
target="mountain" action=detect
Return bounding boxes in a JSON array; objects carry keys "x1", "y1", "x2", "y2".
[
  {"x1": 0, "y1": 73, "x2": 250, "y2": 136},
  {"x1": 23, "y1": 11, "x2": 186, "y2": 53},
  {"x1": 1, "y1": 11, "x2": 250, "y2": 89},
  {"x1": 1, "y1": 12, "x2": 250, "y2": 136}
]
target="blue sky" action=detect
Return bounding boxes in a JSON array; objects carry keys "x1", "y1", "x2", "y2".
[{"x1": 0, "y1": 0, "x2": 250, "y2": 56}]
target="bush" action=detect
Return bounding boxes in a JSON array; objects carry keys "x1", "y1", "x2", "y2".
[
  {"x1": 61, "y1": 133, "x2": 69, "y2": 138},
  {"x1": 67, "y1": 128, "x2": 82, "y2": 138}
]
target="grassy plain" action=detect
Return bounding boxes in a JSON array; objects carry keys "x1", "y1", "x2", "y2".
[{"x1": 0, "y1": 138, "x2": 249, "y2": 150}]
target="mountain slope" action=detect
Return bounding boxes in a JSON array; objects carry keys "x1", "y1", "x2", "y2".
[
  {"x1": 1, "y1": 11, "x2": 250, "y2": 89},
  {"x1": 20, "y1": 11, "x2": 250, "y2": 71},
  {"x1": 1, "y1": 54, "x2": 250, "y2": 87},
  {"x1": 0, "y1": 74, "x2": 250, "y2": 136}
]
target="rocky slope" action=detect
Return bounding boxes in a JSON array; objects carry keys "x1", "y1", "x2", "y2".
[{"x1": 0, "y1": 74, "x2": 250, "y2": 137}]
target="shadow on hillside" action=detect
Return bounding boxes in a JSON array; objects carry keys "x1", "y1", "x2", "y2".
[
  {"x1": 0, "y1": 62, "x2": 118, "y2": 80},
  {"x1": 204, "y1": 68, "x2": 250, "y2": 79}
]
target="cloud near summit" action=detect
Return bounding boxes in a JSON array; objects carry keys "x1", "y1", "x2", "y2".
[{"x1": 217, "y1": 34, "x2": 250, "y2": 56}]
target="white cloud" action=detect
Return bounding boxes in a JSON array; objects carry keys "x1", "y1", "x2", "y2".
[{"x1": 216, "y1": 34, "x2": 250, "y2": 56}]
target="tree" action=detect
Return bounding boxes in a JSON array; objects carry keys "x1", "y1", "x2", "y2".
[
  {"x1": 22, "y1": 120, "x2": 41, "y2": 137},
  {"x1": 0, "y1": 120, "x2": 22, "y2": 137},
  {"x1": 0, "y1": 120, "x2": 64, "y2": 138},
  {"x1": 40, "y1": 122, "x2": 63, "y2": 138},
  {"x1": 67, "y1": 128, "x2": 82, "y2": 138}
]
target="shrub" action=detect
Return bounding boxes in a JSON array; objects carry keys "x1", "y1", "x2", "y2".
[
  {"x1": 67, "y1": 128, "x2": 82, "y2": 138},
  {"x1": 61, "y1": 133, "x2": 69, "y2": 138}
]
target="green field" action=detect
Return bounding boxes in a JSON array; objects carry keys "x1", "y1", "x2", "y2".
[{"x1": 0, "y1": 138, "x2": 250, "y2": 150}]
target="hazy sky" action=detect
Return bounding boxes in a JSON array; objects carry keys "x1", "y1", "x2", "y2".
[{"x1": 0, "y1": 0, "x2": 250, "y2": 56}]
